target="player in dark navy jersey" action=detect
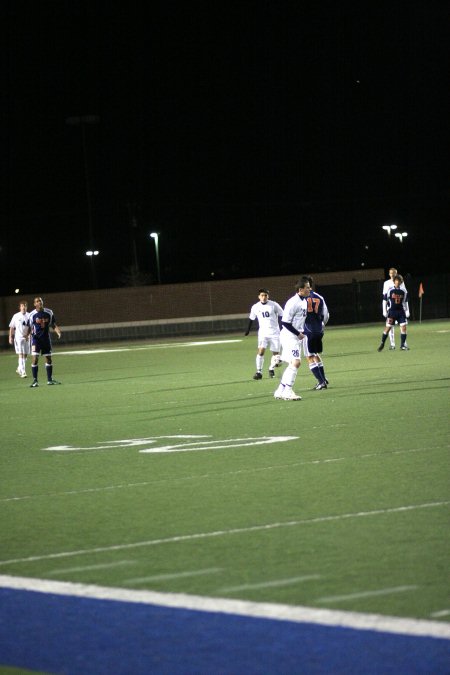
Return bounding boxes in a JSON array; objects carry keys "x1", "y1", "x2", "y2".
[
  {"x1": 302, "y1": 276, "x2": 330, "y2": 389},
  {"x1": 378, "y1": 275, "x2": 410, "y2": 351},
  {"x1": 28, "y1": 297, "x2": 62, "y2": 387}
]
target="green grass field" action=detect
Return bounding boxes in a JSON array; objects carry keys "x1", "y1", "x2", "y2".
[{"x1": 1, "y1": 321, "x2": 449, "y2": 622}]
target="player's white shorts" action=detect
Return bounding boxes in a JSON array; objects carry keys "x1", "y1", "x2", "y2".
[
  {"x1": 280, "y1": 329, "x2": 304, "y2": 363},
  {"x1": 14, "y1": 337, "x2": 31, "y2": 355},
  {"x1": 258, "y1": 333, "x2": 280, "y2": 352}
]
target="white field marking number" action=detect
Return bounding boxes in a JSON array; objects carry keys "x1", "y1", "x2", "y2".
[{"x1": 43, "y1": 435, "x2": 299, "y2": 454}]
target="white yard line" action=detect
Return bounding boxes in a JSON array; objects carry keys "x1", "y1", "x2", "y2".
[
  {"x1": 58, "y1": 339, "x2": 242, "y2": 356},
  {"x1": 0, "y1": 574, "x2": 449, "y2": 639},
  {"x1": 47, "y1": 560, "x2": 137, "y2": 576},
  {"x1": 219, "y1": 575, "x2": 321, "y2": 593},
  {"x1": 0, "y1": 501, "x2": 448, "y2": 567},
  {"x1": 317, "y1": 586, "x2": 419, "y2": 603},
  {"x1": 126, "y1": 568, "x2": 223, "y2": 584},
  {"x1": 2, "y1": 445, "x2": 446, "y2": 504},
  {"x1": 431, "y1": 609, "x2": 450, "y2": 618}
]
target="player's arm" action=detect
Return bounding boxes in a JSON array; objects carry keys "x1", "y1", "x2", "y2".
[
  {"x1": 322, "y1": 300, "x2": 330, "y2": 325},
  {"x1": 8, "y1": 325, "x2": 14, "y2": 344},
  {"x1": 382, "y1": 293, "x2": 388, "y2": 318},
  {"x1": 281, "y1": 320, "x2": 304, "y2": 339},
  {"x1": 53, "y1": 323, "x2": 62, "y2": 339},
  {"x1": 403, "y1": 292, "x2": 410, "y2": 318},
  {"x1": 244, "y1": 319, "x2": 253, "y2": 336}
]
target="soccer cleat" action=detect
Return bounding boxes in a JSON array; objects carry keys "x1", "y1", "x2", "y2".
[
  {"x1": 47, "y1": 379, "x2": 61, "y2": 385},
  {"x1": 274, "y1": 386, "x2": 285, "y2": 399},
  {"x1": 30, "y1": 380, "x2": 39, "y2": 388},
  {"x1": 377, "y1": 343, "x2": 385, "y2": 352},
  {"x1": 281, "y1": 389, "x2": 302, "y2": 401},
  {"x1": 253, "y1": 372, "x2": 262, "y2": 380},
  {"x1": 400, "y1": 346, "x2": 410, "y2": 350},
  {"x1": 314, "y1": 382, "x2": 327, "y2": 390},
  {"x1": 268, "y1": 369, "x2": 275, "y2": 378},
  {"x1": 389, "y1": 346, "x2": 396, "y2": 350},
  {"x1": 21, "y1": 373, "x2": 27, "y2": 378}
]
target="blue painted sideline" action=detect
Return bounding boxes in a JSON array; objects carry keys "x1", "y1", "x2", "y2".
[{"x1": 1, "y1": 588, "x2": 449, "y2": 674}]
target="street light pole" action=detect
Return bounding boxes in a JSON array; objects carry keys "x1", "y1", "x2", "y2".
[
  {"x1": 150, "y1": 232, "x2": 161, "y2": 284},
  {"x1": 85, "y1": 250, "x2": 100, "y2": 289},
  {"x1": 395, "y1": 232, "x2": 408, "y2": 243},
  {"x1": 382, "y1": 224, "x2": 398, "y2": 236},
  {"x1": 66, "y1": 115, "x2": 100, "y2": 288}
]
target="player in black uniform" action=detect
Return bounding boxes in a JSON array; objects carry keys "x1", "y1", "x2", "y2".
[
  {"x1": 378, "y1": 275, "x2": 410, "y2": 351},
  {"x1": 29, "y1": 297, "x2": 62, "y2": 387}
]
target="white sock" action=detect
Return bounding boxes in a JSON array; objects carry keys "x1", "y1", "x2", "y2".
[
  {"x1": 389, "y1": 330, "x2": 395, "y2": 346},
  {"x1": 256, "y1": 355, "x2": 264, "y2": 372},
  {"x1": 281, "y1": 365, "x2": 298, "y2": 388},
  {"x1": 269, "y1": 355, "x2": 278, "y2": 369}
]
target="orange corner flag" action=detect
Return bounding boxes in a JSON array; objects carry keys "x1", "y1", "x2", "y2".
[{"x1": 419, "y1": 283, "x2": 425, "y2": 298}]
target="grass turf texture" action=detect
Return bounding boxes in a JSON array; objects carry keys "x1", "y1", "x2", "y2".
[{"x1": 0, "y1": 321, "x2": 448, "y2": 622}]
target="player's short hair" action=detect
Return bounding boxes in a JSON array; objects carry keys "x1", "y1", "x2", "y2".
[
  {"x1": 258, "y1": 288, "x2": 269, "y2": 294},
  {"x1": 295, "y1": 278, "x2": 310, "y2": 291},
  {"x1": 394, "y1": 274, "x2": 403, "y2": 283},
  {"x1": 389, "y1": 268, "x2": 398, "y2": 275}
]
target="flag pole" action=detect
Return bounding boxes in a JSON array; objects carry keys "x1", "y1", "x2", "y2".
[{"x1": 418, "y1": 283, "x2": 424, "y2": 323}]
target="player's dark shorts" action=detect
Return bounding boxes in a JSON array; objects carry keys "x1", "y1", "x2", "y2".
[
  {"x1": 306, "y1": 333, "x2": 324, "y2": 354},
  {"x1": 387, "y1": 310, "x2": 407, "y2": 326},
  {"x1": 31, "y1": 336, "x2": 52, "y2": 356}
]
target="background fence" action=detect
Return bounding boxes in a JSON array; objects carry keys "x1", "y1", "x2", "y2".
[{"x1": 1, "y1": 269, "x2": 448, "y2": 346}]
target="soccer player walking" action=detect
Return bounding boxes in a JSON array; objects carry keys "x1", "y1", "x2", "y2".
[
  {"x1": 382, "y1": 268, "x2": 407, "y2": 349},
  {"x1": 9, "y1": 301, "x2": 31, "y2": 378},
  {"x1": 28, "y1": 297, "x2": 62, "y2": 387},
  {"x1": 245, "y1": 288, "x2": 283, "y2": 379},
  {"x1": 274, "y1": 278, "x2": 311, "y2": 401},
  {"x1": 378, "y1": 275, "x2": 410, "y2": 352},
  {"x1": 302, "y1": 276, "x2": 330, "y2": 390}
]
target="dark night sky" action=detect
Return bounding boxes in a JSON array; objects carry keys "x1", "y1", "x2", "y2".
[{"x1": 3, "y1": 1, "x2": 449, "y2": 294}]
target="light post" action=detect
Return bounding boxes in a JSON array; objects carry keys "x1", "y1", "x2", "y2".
[
  {"x1": 66, "y1": 115, "x2": 100, "y2": 288},
  {"x1": 395, "y1": 232, "x2": 408, "y2": 243},
  {"x1": 85, "y1": 250, "x2": 99, "y2": 289},
  {"x1": 382, "y1": 224, "x2": 398, "y2": 236},
  {"x1": 150, "y1": 232, "x2": 161, "y2": 283}
]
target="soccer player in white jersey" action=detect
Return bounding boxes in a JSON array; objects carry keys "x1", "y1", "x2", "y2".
[
  {"x1": 245, "y1": 289, "x2": 283, "y2": 379},
  {"x1": 382, "y1": 268, "x2": 407, "y2": 349},
  {"x1": 273, "y1": 278, "x2": 311, "y2": 401},
  {"x1": 9, "y1": 301, "x2": 31, "y2": 377}
]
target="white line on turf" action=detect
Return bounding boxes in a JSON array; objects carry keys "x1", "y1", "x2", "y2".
[
  {"x1": 0, "y1": 501, "x2": 448, "y2": 567},
  {"x1": 58, "y1": 340, "x2": 242, "y2": 356},
  {"x1": 47, "y1": 560, "x2": 137, "y2": 576},
  {"x1": 316, "y1": 586, "x2": 419, "y2": 603},
  {"x1": 125, "y1": 568, "x2": 223, "y2": 584},
  {"x1": 1, "y1": 445, "x2": 446, "y2": 503},
  {"x1": 0, "y1": 575, "x2": 449, "y2": 639},
  {"x1": 431, "y1": 609, "x2": 450, "y2": 618},
  {"x1": 219, "y1": 575, "x2": 321, "y2": 593}
]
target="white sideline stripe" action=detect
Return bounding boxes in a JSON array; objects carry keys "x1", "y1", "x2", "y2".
[
  {"x1": 431, "y1": 610, "x2": 450, "y2": 618},
  {"x1": 0, "y1": 575, "x2": 449, "y2": 639},
  {"x1": 58, "y1": 339, "x2": 241, "y2": 356},
  {"x1": 126, "y1": 568, "x2": 223, "y2": 584},
  {"x1": 3, "y1": 444, "x2": 445, "y2": 503},
  {"x1": 47, "y1": 560, "x2": 136, "y2": 576},
  {"x1": 0, "y1": 501, "x2": 448, "y2": 567},
  {"x1": 220, "y1": 575, "x2": 321, "y2": 593},
  {"x1": 317, "y1": 586, "x2": 419, "y2": 603}
]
